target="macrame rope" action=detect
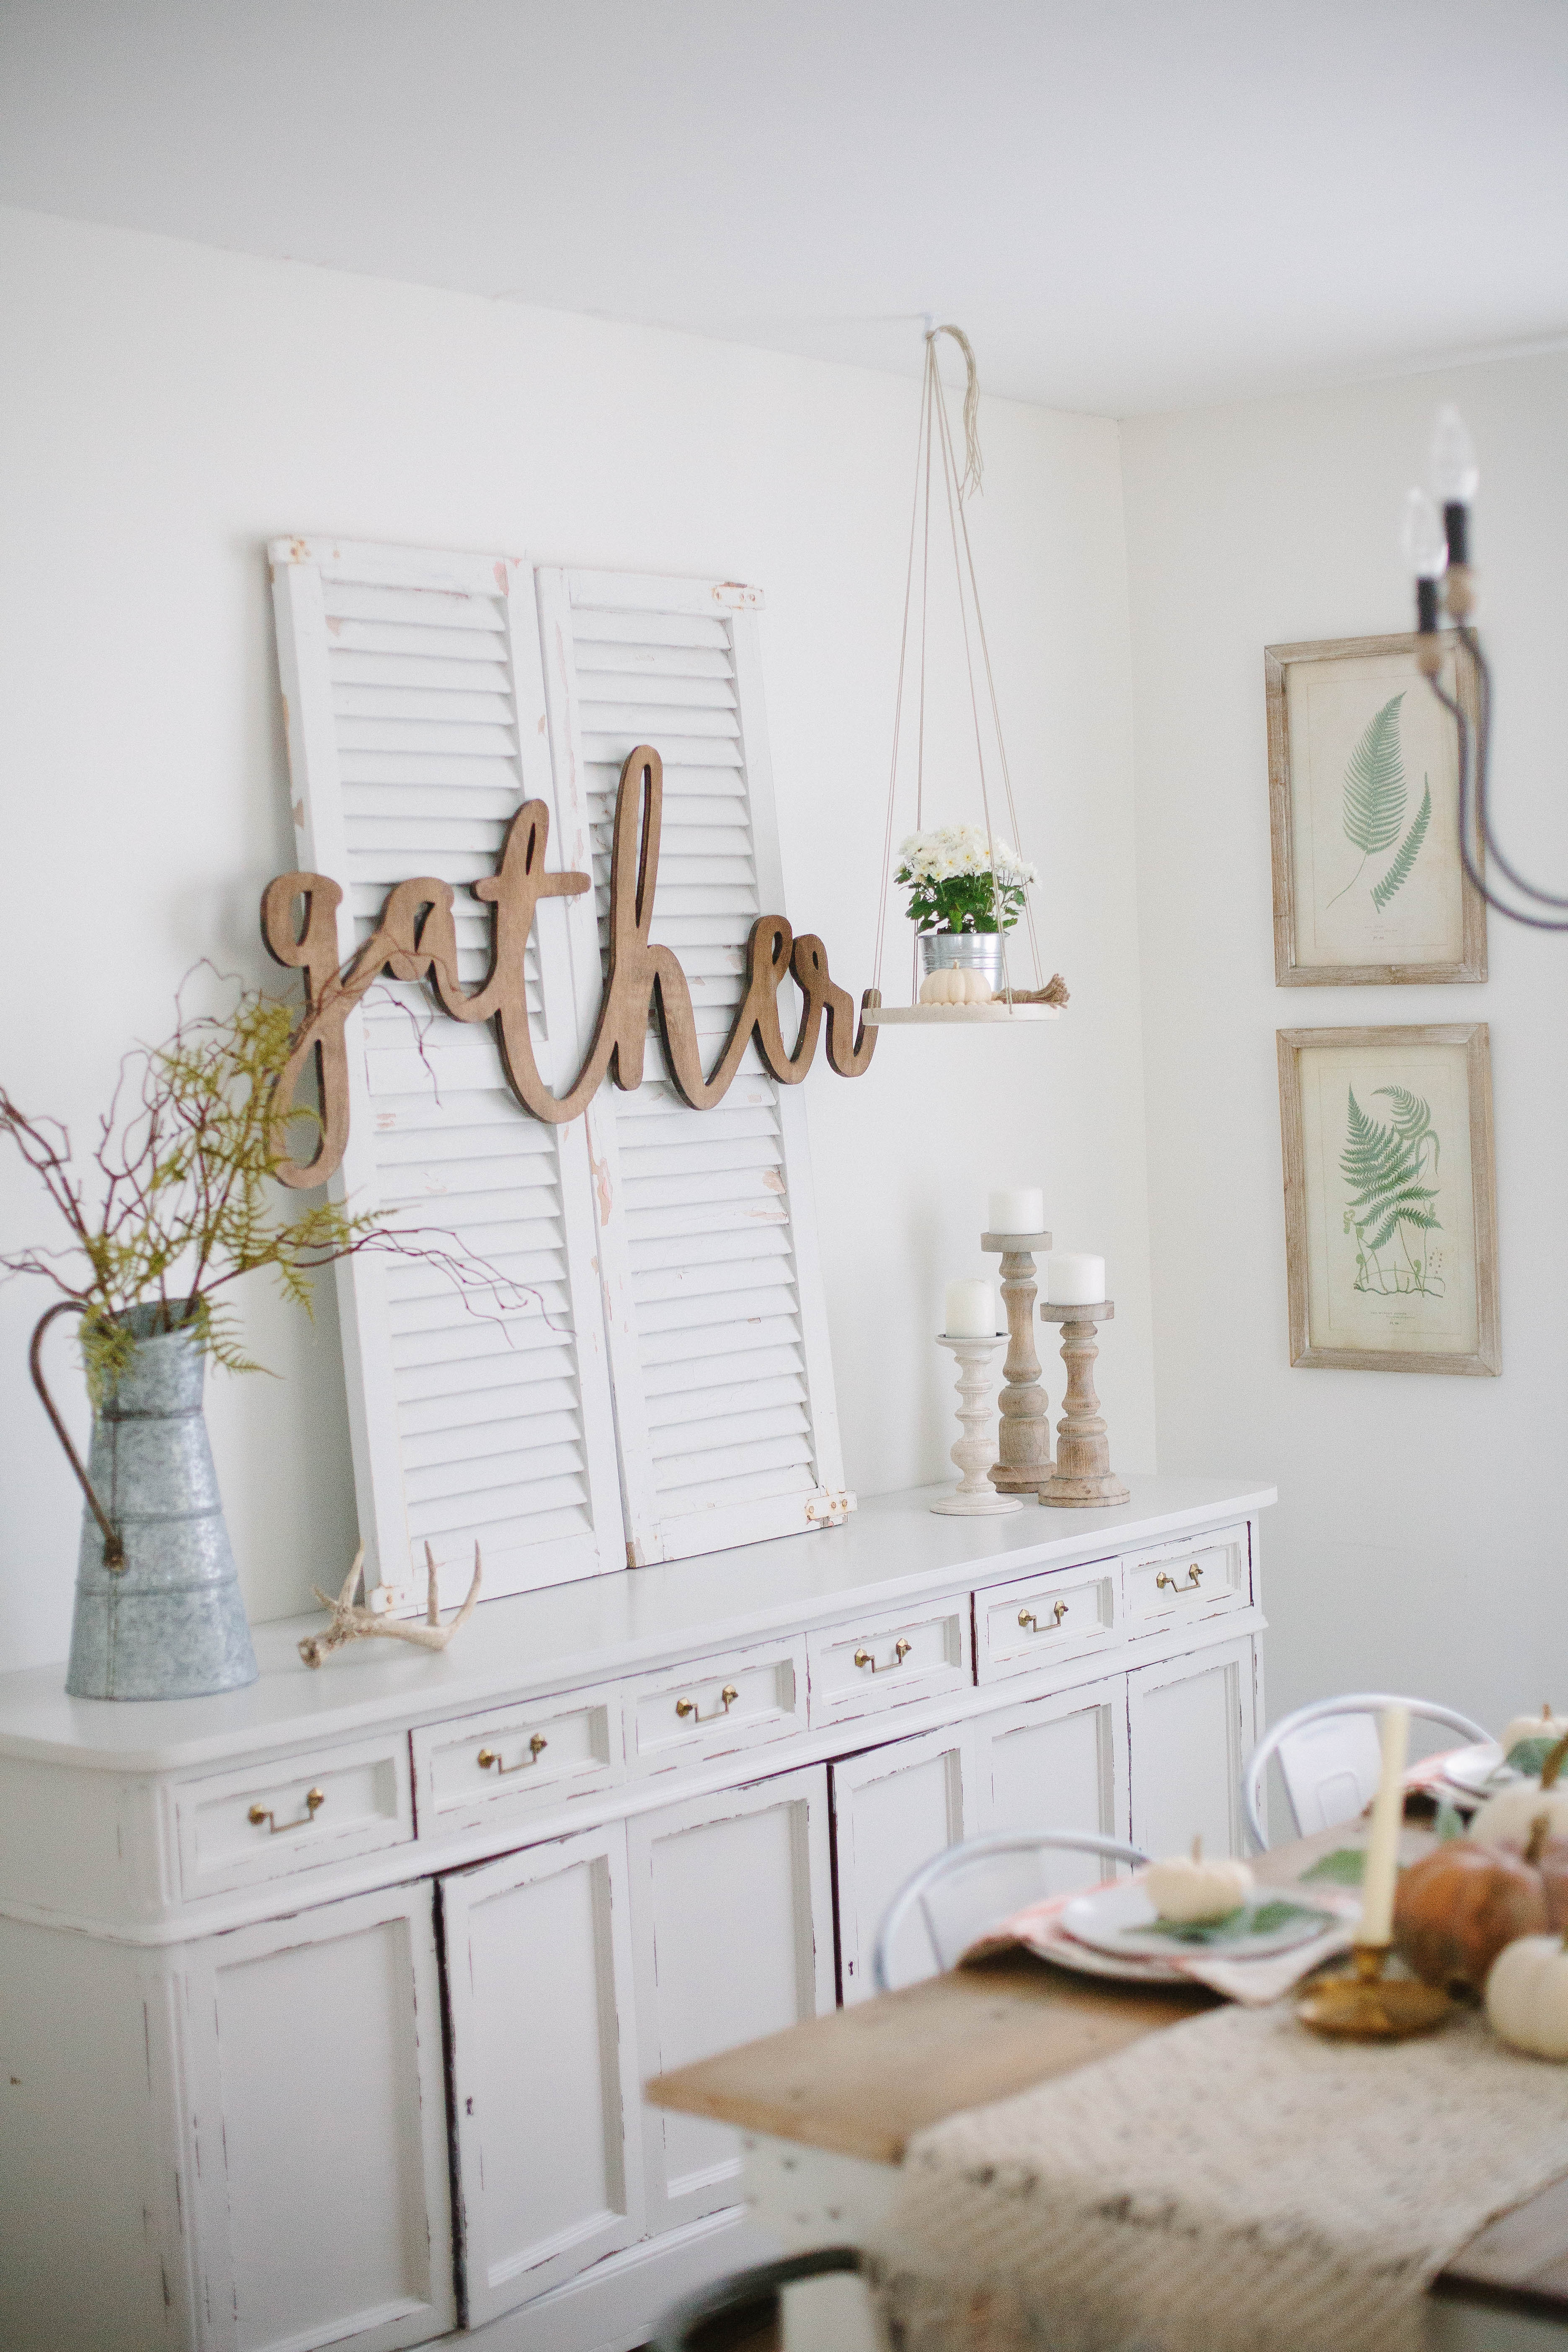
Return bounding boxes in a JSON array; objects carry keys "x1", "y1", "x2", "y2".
[
  {"x1": 871, "y1": 322, "x2": 1042, "y2": 1004},
  {"x1": 931, "y1": 324, "x2": 984, "y2": 502}
]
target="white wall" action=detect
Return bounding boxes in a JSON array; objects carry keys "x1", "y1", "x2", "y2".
[
  {"x1": 1122, "y1": 352, "x2": 1568, "y2": 1733},
  {"x1": 0, "y1": 206, "x2": 1155, "y2": 1672}
]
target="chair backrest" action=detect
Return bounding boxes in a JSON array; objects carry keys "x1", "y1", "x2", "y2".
[
  {"x1": 1241, "y1": 1692, "x2": 1491, "y2": 1852},
  {"x1": 872, "y1": 1830, "x2": 1149, "y2": 1993}
]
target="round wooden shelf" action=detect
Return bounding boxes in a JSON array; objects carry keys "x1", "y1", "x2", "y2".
[{"x1": 862, "y1": 1003, "x2": 1063, "y2": 1026}]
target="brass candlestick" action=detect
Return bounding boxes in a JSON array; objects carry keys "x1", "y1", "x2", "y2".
[
  {"x1": 1037, "y1": 1301, "x2": 1130, "y2": 1508},
  {"x1": 981, "y1": 1228, "x2": 1052, "y2": 1495},
  {"x1": 1297, "y1": 1943, "x2": 1452, "y2": 2041}
]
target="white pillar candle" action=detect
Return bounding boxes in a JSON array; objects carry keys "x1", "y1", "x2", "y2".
[
  {"x1": 944, "y1": 1279, "x2": 996, "y2": 1338},
  {"x1": 988, "y1": 1188, "x2": 1044, "y2": 1235},
  {"x1": 1046, "y1": 1252, "x2": 1106, "y2": 1305},
  {"x1": 1357, "y1": 1705, "x2": 1411, "y2": 1946}
]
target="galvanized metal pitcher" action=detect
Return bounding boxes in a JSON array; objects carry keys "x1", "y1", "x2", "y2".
[{"x1": 37, "y1": 1303, "x2": 259, "y2": 1700}]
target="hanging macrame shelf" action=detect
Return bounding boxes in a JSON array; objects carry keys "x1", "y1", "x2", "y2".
[
  {"x1": 868, "y1": 324, "x2": 1067, "y2": 1030},
  {"x1": 863, "y1": 1002, "x2": 1062, "y2": 1026}
]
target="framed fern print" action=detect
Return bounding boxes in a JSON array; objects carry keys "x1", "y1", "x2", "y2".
[
  {"x1": 1278, "y1": 1024, "x2": 1498, "y2": 1375},
  {"x1": 1266, "y1": 633, "x2": 1485, "y2": 984}
]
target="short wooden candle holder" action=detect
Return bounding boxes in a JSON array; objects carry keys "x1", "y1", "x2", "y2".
[
  {"x1": 930, "y1": 1333, "x2": 1024, "y2": 1517},
  {"x1": 1036, "y1": 1300, "x2": 1130, "y2": 1509},
  {"x1": 980, "y1": 1229, "x2": 1052, "y2": 1495}
]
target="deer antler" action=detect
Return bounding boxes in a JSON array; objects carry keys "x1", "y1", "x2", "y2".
[{"x1": 298, "y1": 1541, "x2": 482, "y2": 1669}]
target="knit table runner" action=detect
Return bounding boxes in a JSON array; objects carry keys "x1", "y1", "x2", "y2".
[{"x1": 877, "y1": 2000, "x2": 1568, "y2": 2352}]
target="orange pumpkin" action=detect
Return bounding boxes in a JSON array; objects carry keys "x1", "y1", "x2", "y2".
[{"x1": 1393, "y1": 1818, "x2": 1568, "y2": 1996}]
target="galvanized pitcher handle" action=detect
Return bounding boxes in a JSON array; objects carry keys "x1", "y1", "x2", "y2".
[{"x1": 29, "y1": 1301, "x2": 125, "y2": 1571}]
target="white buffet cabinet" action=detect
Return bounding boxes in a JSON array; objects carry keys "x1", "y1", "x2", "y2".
[{"x1": 0, "y1": 1476, "x2": 1272, "y2": 2352}]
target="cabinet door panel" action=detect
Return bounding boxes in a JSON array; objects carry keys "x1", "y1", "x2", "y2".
[
  {"x1": 830, "y1": 1726, "x2": 972, "y2": 2003},
  {"x1": 629, "y1": 1767, "x2": 834, "y2": 2230},
  {"x1": 184, "y1": 1884, "x2": 454, "y2": 2352},
  {"x1": 974, "y1": 1674, "x2": 1130, "y2": 1893},
  {"x1": 440, "y1": 1824, "x2": 642, "y2": 2324},
  {"x1": 1128, "y1": 1636, "x2": 1258, "y2": 1860}
]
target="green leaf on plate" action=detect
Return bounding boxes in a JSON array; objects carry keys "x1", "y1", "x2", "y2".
[
  {"x1": 1129, "y1": 1899, "x2": 1329, "y2": 1947},
  {"x1": 1299, "y1": 1848, "x2": 1366, "y2": 1886}
]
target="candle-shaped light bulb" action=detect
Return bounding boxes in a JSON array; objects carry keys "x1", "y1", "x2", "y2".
[
  {"x1": 1429, "y1": 405, "x2": 1479, "y2": 503},
  {"x1": 1402, "y1": 487, "x2": 1447, "y2": 579}
]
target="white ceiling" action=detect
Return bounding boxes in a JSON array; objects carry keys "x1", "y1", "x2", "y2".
[{"x1": 3, "y1": 0, "x2": 1567, "y2": 416}]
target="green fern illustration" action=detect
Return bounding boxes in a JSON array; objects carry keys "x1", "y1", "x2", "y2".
[
  {"x1": 1340, "y1": 1085, "x2": 1444, "y2": 1297},
  {"x1": 1329, "y1": 694, "x2": 1406, "y2": 905},
  {"x1": 1371, "y1": 779, "x2": 1432, "y2": 913}
]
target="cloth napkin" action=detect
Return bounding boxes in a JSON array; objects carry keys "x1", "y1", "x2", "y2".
[{"x1": 963, "y1": 1870, "x2": 1362, "y2": 2006}]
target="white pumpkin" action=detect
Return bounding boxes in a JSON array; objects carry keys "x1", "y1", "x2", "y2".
[
  {"x1": 1486, "y1": 1932, "x2": 1568, "y2": 2059},
  {"x1": 1145, "y1": 1836, "x2": 1254, "y2": 1924},
  {"x1": 1503, "y1": 1707, "x2": 1562, "y2": 1754},
  {"x1": 1473, "y1": 1728, "x2": 1568, "y2": 1850},
  {"x1": 918, "y1": 966, "x2": 993, "y2": 1006}
]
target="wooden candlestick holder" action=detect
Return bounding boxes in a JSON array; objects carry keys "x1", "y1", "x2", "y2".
[
  {"x1": 930, "y1": 1333, "x2": 1024, "y2": 1517},
  {"x1": 980, "y1": 1229, "x2": 1052, "y2": 1495},
  {"x1": 1036, "y1": 1301, "x2": 1130, "y2": 1508}
]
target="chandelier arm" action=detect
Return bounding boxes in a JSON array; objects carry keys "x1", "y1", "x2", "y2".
[
  {"x1": 872, "y1": 336, "x2": 936, "y2": 995},
  {"x1": 1462, "y1": 628, "x2": 1568, "y2": 910},
  {"x1": 930, "y1": 346, "x2": 1011, "y2": 1002},
  {"x1": 1426, "y1": 658, "x2": 1568, "y2": 930},
  {"x1": 939, "y1": 381, "x2": 1044, "y2": 993}
]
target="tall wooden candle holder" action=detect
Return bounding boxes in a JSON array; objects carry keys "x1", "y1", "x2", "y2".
[
  {"x1": 930, "y1": 1333, "x2": 1023, "y2": 1517},
  {"x1": 1037, "y1": 1301, "x2": 1130, "y2": 1509},
  {"x1": 980, "y1": 1229, "x2": 1052, "y2": 1495}
]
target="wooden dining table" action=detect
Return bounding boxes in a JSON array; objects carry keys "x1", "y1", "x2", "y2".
[{"x1": 648, "y1": 1826, "x2": 1568, "y2": 2350}]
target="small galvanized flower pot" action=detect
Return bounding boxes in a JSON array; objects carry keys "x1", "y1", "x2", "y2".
[
  {"x1": 919, "y1": 931, "x2": 1008, "y2": 994},
  {"x1": 47, "y1": 1305, "x2": 259, "y2": 1701}
]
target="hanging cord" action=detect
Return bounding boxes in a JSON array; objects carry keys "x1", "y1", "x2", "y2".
[
  {"x1": 871, "y1": 348, "x2": 936, "y2": 995},
  {"x1": 931, "y1": 325, "x2": 984, "y2": 502},
  {"x1": 929, "y1": 347, "x2": 1045, "y2": 995}
]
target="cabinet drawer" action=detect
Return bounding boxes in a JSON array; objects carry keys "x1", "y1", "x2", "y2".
[
  {"x1": 413, "y1": 1685, "x2": 622, "y2": 1834},
  {"x1": 976, "y1": 1559, "x2": 1119, "y2": 1682},
  {"x1": 175, "y1": 1733, "x2": 413, "y2": 1901},
  {"x1": 1124, "y1": 1524, "x2": 1249, "y2": 1633},
  {"x1": 627, "y1": 1638, "x2": 807, "y2": 1774},
  {"x1": 808, "y1": 1601, "x2": 971, "y2": 1726}
]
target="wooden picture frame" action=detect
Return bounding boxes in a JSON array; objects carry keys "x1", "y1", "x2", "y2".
[
  {"x1": 1266, "y1": 632, "x2": 1486, "y2": 985},
  {"x1": 1278, "y1": 1023, "x2": 1499, "y2": 1375}
]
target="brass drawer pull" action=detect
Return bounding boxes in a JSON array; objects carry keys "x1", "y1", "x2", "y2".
[
  {"x1": 854, "y1": 1639, "x2": 913, "y2": 1673},
  {"x1": 1156, "y1": 1563, "x2": 1204, "y2": 1593},
  {"x1": 1019, "y1": 1601, "x2": 1069, "y2": 1632},
  {"x1": 676, "y1": 1686, "x2": 739, "y2": 1722},
  {"x1": 248, "y1": 1787, "x2": 325, "y2": 1835},
  {"x1": 477, "y1": 1734, "x2": 547, "y2": 1774}
]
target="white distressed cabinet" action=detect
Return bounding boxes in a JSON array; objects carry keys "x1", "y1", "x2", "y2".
[{"x1": 0, "y1": 1477, "x2": 1270, "y2": 2352}]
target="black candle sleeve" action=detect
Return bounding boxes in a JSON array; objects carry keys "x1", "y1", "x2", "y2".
[
  {"x1": 1444, "y1": 501, "x2": 1470, "y2": 567},
  {"x1": 1417, "y1": 577, "x2": 1441, "y2": 633}
]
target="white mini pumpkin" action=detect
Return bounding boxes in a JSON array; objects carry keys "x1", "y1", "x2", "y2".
[
  {"x1": 1503, "y1": 1706, "x2": 1562, "y2": 1754},
  {"x1": 1145, "y1": 1836, "x2": 1254, "y2": 1925},
  {"x1": 1473, "y1": 1728, "x2": 1568, "y2": 1850},
  {"x1": 1486, "y1": 1932, "x2": 1568, "y2": 2059},
  {"x1": 917, "y1": 966, "x2": 993, "y2": 1006}
]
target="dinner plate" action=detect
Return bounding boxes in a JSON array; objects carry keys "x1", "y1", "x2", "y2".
[
  {"x1": 1059, "y1": 1879, "x2": 1335, "y2": 1961},
  {"x1": 1432, "y1": 1741, "x2": 1511, "y2": 1798}
]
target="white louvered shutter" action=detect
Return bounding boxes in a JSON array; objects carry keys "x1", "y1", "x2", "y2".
[
  {"x1": 536, "y1": 567, "x2": 848, "y2": 1565},
  {"x1": 269, "y1": 539, "x2": 627, "y2": 1607}
]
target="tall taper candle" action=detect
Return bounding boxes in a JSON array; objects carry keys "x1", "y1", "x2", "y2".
[{"x1": 1358, "y1": 1705, "x2": 1410, "y2": 1946}]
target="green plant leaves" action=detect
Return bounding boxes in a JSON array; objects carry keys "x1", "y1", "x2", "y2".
[
  {"x1": 1341, "y1": 1085, "x2": 1443, "y2": 1292},
  {"x1": 1343, "y1": 693, "x2": 1406, "y2": 856},
  {"x1": 1371, "y1": 780, "x2": 1432, "y2": 911}
]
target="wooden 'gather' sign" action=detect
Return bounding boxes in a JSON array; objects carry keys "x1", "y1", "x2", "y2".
[{"x1": 263, "y1": 744, "x2": 879, "y2": 1188}]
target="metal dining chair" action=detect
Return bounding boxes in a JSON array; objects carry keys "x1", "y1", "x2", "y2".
[
  {"x1": 1241, "y1": 1692, "x2": 1491, "y2": 1852},
  {"x1": 652, "y1": 2246, "x2": 864, "y2": 2352},
  {"x1": 872, "y1": 1829, "x2": 1150, "y2": 1993}
]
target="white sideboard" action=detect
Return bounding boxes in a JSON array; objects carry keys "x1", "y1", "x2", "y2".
[{"x1": 0, "y1": 1475, "x2": 1272, "y2": 2352}]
